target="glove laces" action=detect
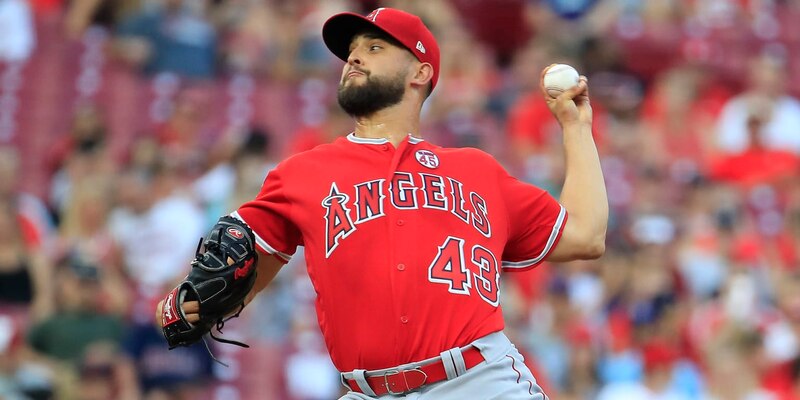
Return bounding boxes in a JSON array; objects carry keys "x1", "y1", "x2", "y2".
[{"x1": 201, "y1": 303, "x2": 249, "y2": 367}]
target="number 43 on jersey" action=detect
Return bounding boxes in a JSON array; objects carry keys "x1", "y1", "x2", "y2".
[{"x1": 428, "y1": 236, "x2": 499, "y2": 307}]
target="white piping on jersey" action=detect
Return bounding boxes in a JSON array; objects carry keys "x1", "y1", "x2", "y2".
[
  {"x1": 346, "y1": 132, "x2": 425, "y2": 144},
  {"x1": 230, "y1": 211, "x2": 293, "y2": 262},
  {"x1": 501, "y1": 204, "x2": 566, "y2": 269}
]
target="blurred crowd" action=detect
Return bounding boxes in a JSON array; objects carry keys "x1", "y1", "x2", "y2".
[{"x1": 1, "y1": 0, "x2": 800, "y2": 399}]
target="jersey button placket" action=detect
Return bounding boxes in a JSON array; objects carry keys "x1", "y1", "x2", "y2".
[
  {"x1": 397, "y1": 263, "x2": 405, "y2": 271},
  {"x1": 400, "y1": 315, "x2": 409, "y2": 324}
]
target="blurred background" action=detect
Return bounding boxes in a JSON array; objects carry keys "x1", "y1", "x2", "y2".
[{"x1": 1, "y1": 0, "x2": 800, "y2": 399}]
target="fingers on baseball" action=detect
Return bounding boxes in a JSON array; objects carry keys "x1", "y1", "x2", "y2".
[
  {"x1": 579, "y1": 76, "x2": 589, "y2": 94},
  {"x1": 572, "y1": 76, "x2": 590, "y2": 103},
  {"x1": 560, "y1": 76, "x2": 587, "y2": 99}
]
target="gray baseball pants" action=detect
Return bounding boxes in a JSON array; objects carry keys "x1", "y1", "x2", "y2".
[{"x1": 339, "y1": 331, "x2": 549, "y2": 400}]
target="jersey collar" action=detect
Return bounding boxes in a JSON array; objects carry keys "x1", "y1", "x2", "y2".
[{"x1": 346, "y1": 133, "x2": 425, "y2": 145}]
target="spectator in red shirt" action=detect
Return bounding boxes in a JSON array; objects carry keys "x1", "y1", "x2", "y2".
[{"x1": 709, "y1": 109, "x2": 800, "y2": 189}]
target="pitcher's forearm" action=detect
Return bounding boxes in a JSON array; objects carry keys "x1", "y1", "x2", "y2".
[
  {"x1": 559, "y1": 122, "x2": 608, "y2": 250},
  {"x1": 244, "y1": 254, "x2": 285, "y2": 305}
]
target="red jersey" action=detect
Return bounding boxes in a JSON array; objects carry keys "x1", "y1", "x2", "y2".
[{"x1": 235, "y1": 134, "x2": 566, "y2": 372}]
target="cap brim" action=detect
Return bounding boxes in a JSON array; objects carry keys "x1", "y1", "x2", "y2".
[{"x1": 322, "y1": 13, "x2": 390, "y2": 62}]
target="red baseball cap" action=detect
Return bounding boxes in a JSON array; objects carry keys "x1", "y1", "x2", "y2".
[{"x1": 322, "y1": 7, "x2": 440, "y2": 91}]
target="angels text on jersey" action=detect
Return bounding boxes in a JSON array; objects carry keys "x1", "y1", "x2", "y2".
[{"x1": 322, "y1": 171, "x2": 492, "y2": 258}]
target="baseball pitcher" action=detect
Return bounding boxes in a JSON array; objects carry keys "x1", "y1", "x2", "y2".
[{"x1": 156, "y1": 7, "x2": 607, "y2": 399}]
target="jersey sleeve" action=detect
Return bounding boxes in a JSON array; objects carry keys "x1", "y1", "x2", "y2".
[
  {"x1": 232, "y1": 163, "x2": 302, "y2": 263},
  {"x1": 499, "y1": 166, "x2": 567, "y2": 272}
]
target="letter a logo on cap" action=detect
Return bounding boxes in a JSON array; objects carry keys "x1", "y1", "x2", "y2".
[
  {"x1": 416, "y1": 41, "x2": 426, "y2": 54},
  {"x1": 367, "y1": 7, "x2": 384, "y2": 21}
]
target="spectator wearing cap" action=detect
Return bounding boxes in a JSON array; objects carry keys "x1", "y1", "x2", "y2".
[
  {"x1": 26, "y1": 256, "x2": 125, "y2": 365},
  {"x1": 24, "y1": 254, "x2": 127, "y2": 398}
]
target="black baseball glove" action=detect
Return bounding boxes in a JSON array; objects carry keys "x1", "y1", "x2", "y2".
[{"x1": 160, "y1": 216, "x2": 258, "y2": 350}]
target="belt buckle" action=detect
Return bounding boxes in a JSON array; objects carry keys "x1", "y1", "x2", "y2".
[
  {"x1": 383, "y1": 370, "x2": 402, "y2": 395},
  {"x1": 382, "y1": 368, "x2": 428, "y2": 395}
]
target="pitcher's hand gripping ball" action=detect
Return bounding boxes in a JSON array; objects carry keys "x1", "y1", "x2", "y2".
[
  {"x1": 543, "y1": 64, "x2": 580, "y2": 98},
  {"x1": 161, "y1": 216, "x2": 258, "y2": 349}
]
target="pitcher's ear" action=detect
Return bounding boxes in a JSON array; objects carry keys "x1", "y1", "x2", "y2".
[{"x1": 411, "y1": 62, "x2": 434, "y2": 89}]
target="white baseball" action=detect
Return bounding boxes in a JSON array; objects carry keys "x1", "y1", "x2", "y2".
[{"x1": 543, "y1": 64, "x2": 580, "y2": 98}]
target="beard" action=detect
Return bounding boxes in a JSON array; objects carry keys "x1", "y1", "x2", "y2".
[{"x1": 337, "y1": 71, "x2": 406, "y2": 117}]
